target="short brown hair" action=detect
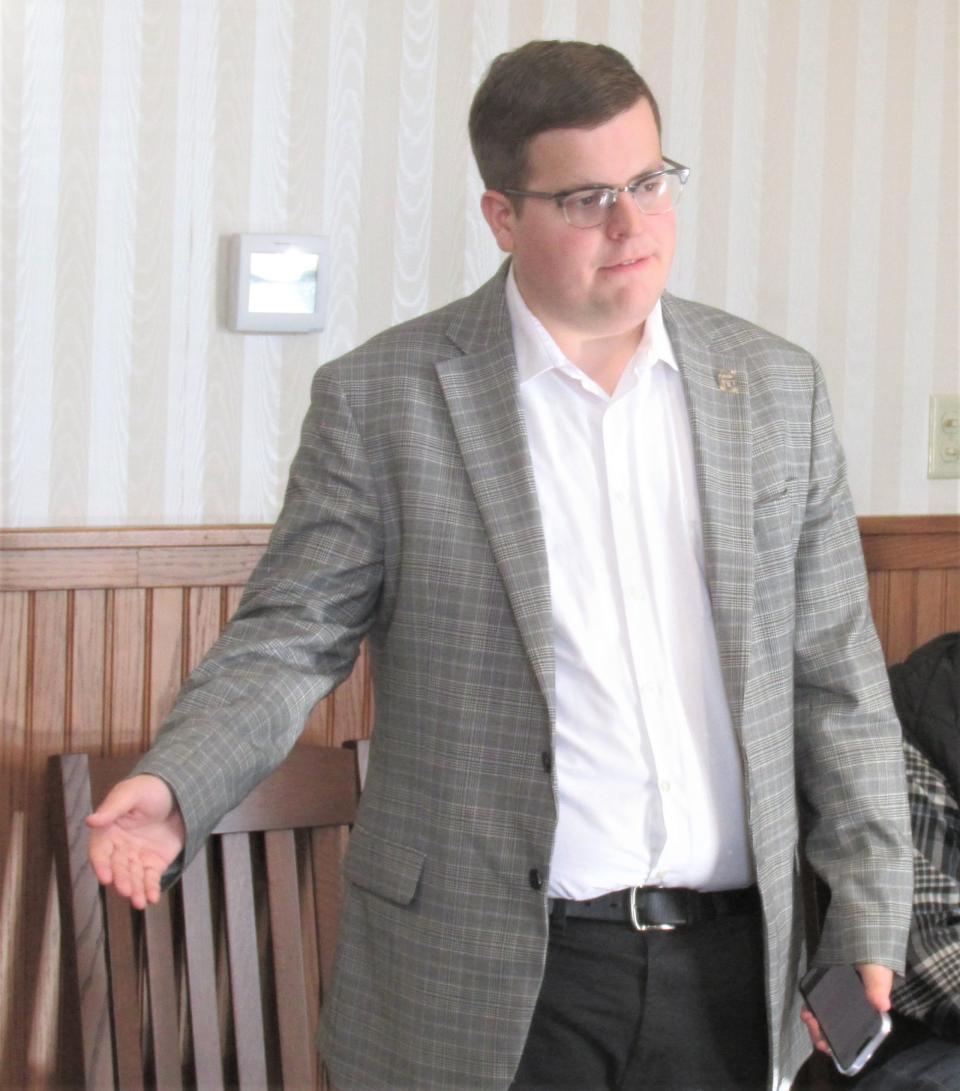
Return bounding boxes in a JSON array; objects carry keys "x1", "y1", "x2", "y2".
[{"x1": 469, "y1": 40, "x2": 661, "y2": 192}]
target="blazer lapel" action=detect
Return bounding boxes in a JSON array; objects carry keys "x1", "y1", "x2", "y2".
[
  {"x1": 435, "y1": 274, "x2": 555, "y2": 720},
  {"x1": 663, "y1": 295, "x2": 753, "y2": 736}
]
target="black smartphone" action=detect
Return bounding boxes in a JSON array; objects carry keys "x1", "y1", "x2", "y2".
[{"x1": 800, "y1": 965, "x2": 892, "y2": 1076}]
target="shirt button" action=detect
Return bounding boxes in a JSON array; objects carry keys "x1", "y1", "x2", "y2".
[
  {"x1": 541, "y1": 751, "x2": 552, "y2": 773},
  {"x1": 529, "y1": 869, "x2": 544, "y2": 891},
  {"x1": 660, "y1": 779, "x2": 671, "y2": 793}
]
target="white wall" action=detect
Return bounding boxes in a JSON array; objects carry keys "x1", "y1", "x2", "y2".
[{"x1": 1, "y1": 0, "x2": 957, "y2": 526}]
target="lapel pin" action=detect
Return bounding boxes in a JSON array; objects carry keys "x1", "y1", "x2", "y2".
[{"x1": 716, "y1": 368, "x2": 739, "y2": 393}]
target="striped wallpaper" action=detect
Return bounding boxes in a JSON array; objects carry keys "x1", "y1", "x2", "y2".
[{"x1": 1, "y1": 0, "x2": 957, "y2": 528}]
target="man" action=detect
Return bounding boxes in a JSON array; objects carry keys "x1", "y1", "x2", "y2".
[{"x1": 88, "y1": 41, "x2": 912, "y2": 1090}]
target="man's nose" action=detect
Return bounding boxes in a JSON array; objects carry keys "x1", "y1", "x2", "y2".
[{"x1": 605, "y1": 188, "x2": 645, "y2": 237}]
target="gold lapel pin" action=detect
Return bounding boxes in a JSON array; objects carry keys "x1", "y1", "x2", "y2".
[{"x1": 716, "y1": 368, "x2": 739, "y2": 393}]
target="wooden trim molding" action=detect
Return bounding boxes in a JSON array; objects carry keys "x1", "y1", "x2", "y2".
[
  {"x1": 2, "y1": 517, "x2": 956, "y2": 584},
  {"x1": 0, "y1": 525, "x2": 272, "y2": 592},
  {"x1": 858, "y1": 514, "x2": 960, "y2": 571}
]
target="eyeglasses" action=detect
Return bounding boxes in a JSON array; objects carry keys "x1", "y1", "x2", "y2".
[{"x1": 502, "y1": 158, "x2": 690, "y2": 229}]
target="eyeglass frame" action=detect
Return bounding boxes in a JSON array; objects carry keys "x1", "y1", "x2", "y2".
[{"x1": 500, "y1": 157, "x2": 691, "y2": 227}]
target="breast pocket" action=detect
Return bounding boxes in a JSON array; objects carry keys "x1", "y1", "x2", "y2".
[{"x1": 753, "y1": 482, "x2": 798, "y2": 559}]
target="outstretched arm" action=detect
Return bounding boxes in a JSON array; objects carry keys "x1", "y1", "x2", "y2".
[
  {"x1": 86, "y1": 774, "x2": 186, "y2": 910},
  {"x1": 129, "y1": 360, "x2": 384, "y2": 870}
]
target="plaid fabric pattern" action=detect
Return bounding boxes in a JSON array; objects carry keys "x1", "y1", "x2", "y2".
[{"x1": 893, "y1": 739, "x2": 960, "y2": 1039}]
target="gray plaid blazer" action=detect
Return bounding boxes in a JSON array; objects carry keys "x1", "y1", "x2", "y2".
[{"x1": 140, "y1": 265, "x2": 912, "y2": 1090}]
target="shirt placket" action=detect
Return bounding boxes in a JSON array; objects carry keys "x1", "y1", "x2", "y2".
[{"x1": 602, "y1": 387, "x2": 689, "y2": 885}]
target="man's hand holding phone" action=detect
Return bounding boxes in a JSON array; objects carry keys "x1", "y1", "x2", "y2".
[{"x1": 800, "y1": 963, "x2": 893, "y2": 1076}]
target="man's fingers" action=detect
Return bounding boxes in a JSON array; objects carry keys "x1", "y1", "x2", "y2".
[
  {"x1": 800, "y1": 1008, "x2": 831, "y2": 1054},
  {"x1": 89, "y1": 852, "x2": 114, "y2": 886},
  {"x1": 110, "y1": 848, "x2": 150, "y2": 908},
  {"x1": 857, "y1": 964, "x2": 894, "y2": 1012},
  {"x1": 143, "y1": 867, "x2": 162, "y2": 906}
]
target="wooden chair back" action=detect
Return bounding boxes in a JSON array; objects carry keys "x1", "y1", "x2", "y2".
[{"x1": 48, "y1": 744, "x2": 360, "y2": 1090}]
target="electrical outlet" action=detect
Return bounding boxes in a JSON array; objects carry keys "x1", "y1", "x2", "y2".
[{"x1": 928, "y1": 394, "x2": 960, "y2": 479}]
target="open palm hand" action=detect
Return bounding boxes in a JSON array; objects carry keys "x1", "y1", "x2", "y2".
[{"x1": 86, "y1": 774, "x2": 187, "y2": 910}]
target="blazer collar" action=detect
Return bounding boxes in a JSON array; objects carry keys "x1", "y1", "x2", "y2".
[
  {"x1": 444, "y1": 261, "x2": 514, "y2": 356},
  {"x1": 436, "y1": 265, "x2": 555, "y2": 721}
]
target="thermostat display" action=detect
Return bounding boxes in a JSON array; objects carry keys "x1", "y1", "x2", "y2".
[{"x1": 228, "y1": 234, "x2": 328, "y2": 333}]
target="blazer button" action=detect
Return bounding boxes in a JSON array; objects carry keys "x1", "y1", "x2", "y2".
[
  {"x1": 529, "y1": 868, "x2": 544, "y2": 891},
  {"x1": 541, "y1": 751, "x2": 552, "y2": 773}
]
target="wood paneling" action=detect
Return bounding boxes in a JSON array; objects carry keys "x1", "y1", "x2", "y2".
[
  {"x1": 860, "y1": 516, "x2": 960, "y2": 665},
  {"x1": 0, "y1": 526, "x2": 371, "y2": 1089},
  {"x1": 0, "y1": 517, "x2": 956, "y2": 1088}
]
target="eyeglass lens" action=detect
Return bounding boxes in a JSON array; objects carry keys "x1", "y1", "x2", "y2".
[{"x1": 562, "y1": 173, "x2": 684, "y2": 227}]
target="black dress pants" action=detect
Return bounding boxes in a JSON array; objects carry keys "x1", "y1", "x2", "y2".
[{"x1": 510, "y1": 909, "x2": 769, "y2": 1091}]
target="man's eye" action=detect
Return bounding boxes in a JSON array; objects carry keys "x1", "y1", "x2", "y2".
[{"x1": 568, "y1": 191, "x2": 606, "y2": 210}]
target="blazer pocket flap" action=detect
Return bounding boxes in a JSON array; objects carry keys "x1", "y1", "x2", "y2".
[{"x1": 343, "y1": 823, "x2": 426, "y2": 906}]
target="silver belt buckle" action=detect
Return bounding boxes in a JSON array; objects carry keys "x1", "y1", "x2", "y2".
[{"x1": 628, "y1": 886, "x2": 676, "y2": 932}]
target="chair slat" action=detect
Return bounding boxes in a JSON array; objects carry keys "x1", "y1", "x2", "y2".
[
  {"x1": 103, "y1": 891, "x2": 145, "y2": 1090},
  {"x1": 266, "y1": 829, "x2": 315, "y2": 1089},
  {"x1": 311, "y1": 826, "x2": 348, "y2": 991},
  {"x1": 143, "y1": 903, "x2": 183, "y2": 1089},
  {"x1": 48, "y1": 755, "x2": 117, "y2": 1088},
  {"x1": 180, "y1": 849, "x2": 225, "y2": 1089},
  {"x1": 297, "y1": 834, "x2": 322, "y2": 1070},
  {"x1": 220, "y1": 833, "x2": 269, "y2": 1089}
]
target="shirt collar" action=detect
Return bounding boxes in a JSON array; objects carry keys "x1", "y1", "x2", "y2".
[{"x1": 505, "y1": 263, "x2": 678, "y2": 389}]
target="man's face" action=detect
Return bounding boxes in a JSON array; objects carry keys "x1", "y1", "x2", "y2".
[{"x1": 482, "y1": 97, "x2": 676, "y2": 359}]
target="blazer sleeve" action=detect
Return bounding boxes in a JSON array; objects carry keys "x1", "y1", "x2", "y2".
[
  {"x1": 792, "y1": 359, "x2": 913, "y2": 971},
  {"x1": 135, "y1": 362, "x2": 384, "y2": 867}
]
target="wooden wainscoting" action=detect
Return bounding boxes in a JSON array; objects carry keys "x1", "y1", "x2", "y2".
[
  {"x1": 0, "y1": 526, "x2": 371, "y2": 1089},
  {"x1": 860, "y1": 516, "x2": 960, "y2": 664},
  {"x1": 0, "y1": 516, "x2": 957, "y2": 1088}
]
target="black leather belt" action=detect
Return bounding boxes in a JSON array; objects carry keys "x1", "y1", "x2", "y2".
[{"x1": 548, "y1": 885, "x2": 760, "y2": 932}]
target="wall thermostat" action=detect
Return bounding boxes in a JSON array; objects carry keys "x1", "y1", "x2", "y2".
[{"x1": 228, "y1": 233, "x2": 328, "y2": 333}]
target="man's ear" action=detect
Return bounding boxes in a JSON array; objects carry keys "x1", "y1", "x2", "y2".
[{"x1": 480, "y1": 190, "x2": 516, "y2": 253}]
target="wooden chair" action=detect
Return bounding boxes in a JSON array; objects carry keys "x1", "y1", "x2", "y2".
[{"x1": 49, "y1": 743, "x2": 362, "y2": 1090}]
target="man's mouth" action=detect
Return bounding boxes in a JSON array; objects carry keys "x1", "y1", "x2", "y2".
[{"x1": 602, "y1": 255, "x2": 652, "y2": 270}]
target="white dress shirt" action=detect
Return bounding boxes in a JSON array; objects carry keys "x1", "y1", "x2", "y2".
[{"x1": 506, "y1": 269, "x2": 753, "y2": 898}]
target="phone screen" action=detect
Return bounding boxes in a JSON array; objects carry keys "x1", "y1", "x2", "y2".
[{"x1": 800, "y1": 965, "x2": 890, "y2": 1074}]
